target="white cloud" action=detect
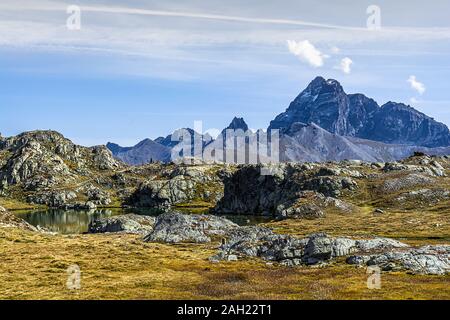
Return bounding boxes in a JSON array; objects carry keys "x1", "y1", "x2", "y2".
[
  {"x1": 337, "y1": 57, "x2": 353, "y2": 74},
  {"x1": 287, "y1": 40, "x2": 327, "y2": 68},
  {"x1": 407, "y1": 75, "x2": 426, "y2": 95},
  {"x1": 331, "y1": 46, "x2": 340, "y2": 54},
  {"x1": 410, "y1": 97, "x2": 419, "y2": 104}
]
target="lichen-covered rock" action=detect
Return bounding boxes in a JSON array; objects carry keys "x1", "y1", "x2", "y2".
[
  {"x1": 85, "y1": 186, "x2": 112, "y2": 206},
  {"x1": 0, "y1": 139, "x2": 73, "y2": 188},
  {"x1": 332, "y1": 238, "x2": 358, "y2": 257},
  {"x1": 302, "y1": 176, "x2": 358, "y2": 197},
  {"x1": 211, "y1": 226, "x2": 308, "y2": 266},
  {"x1": 395, "y1": 188, "x2": 450, "y2": 207},
  {"x1": 383, "y1": 159, "x2": 446, "y2": 177},
  {"x1": 279, "y1": 203, "x2": 325, "y2": 220},
  {"x1": 355, "y1": 238, "x2": 409, "y2": 252},
  {"x1": 213, "y1": 163, "x2": 358, "y2": 217},
  {"x1": 0, "y1": 130, "x2": 123, "y2": 207},
  {"x1": 127, "y1": 165, "x2": 225, "y2": 210},
  {"x1": 277, "y1": 191, "x2": 355, "y2": 220},
  {"x1": 27, "y1": 190, "x2": 78, "y2": 207},
  {"x1": 212, "y1": 230, "x2": 428, "y2": 272},
  {"x1": 214, "y1": 231, "x2": 359, "y2": 266},
  {"x1": 91, "y1": 146, "x2": 121, "y2": 170},
  {"x1": 0, "y1": 206, "x2": 38, "y2": 231},
  {"x1": 304, "y1": 233, "x2": 333, "y2": 264},
  {"x1": 381, "y1": 173, "x2": 435, "y2": 192},
  {"x1": 143, "y1": 212, "x2": 238, "y2": 243},
  {"x1": 347, "y1": 245, "x2": 450, "y2": 275},
  {"x1": 88, "y1": 214, "x2": 156, "y2": 234}
]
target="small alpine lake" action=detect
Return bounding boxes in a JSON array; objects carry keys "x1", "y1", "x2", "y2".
[{"x1": 13, "y1": 208, "x2": 272, "y2": 234}]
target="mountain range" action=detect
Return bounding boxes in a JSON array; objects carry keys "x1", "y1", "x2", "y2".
[
  {"x1": 107, "y1": 77, "x2": 450, "y2": 165},
  {"x1": 270, "y1": 77, "x2": 450, "y2": 147}
]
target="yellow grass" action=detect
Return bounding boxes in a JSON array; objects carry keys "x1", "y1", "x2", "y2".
[{"x1": 0, "y1": 226, "x2": 449, "y2": 300}]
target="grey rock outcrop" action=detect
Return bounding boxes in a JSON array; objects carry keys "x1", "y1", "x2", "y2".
[
  {"x1": 0, "y1": 131, "x2": 121, "y2": 191},
  {"x1": 0, "y1": 130, "x2": 126, "y2": 207},
  {"x1": 25, "y1": 185, "x2": 112, "y2": 209},
  {"x1": 127, "y1": 165, "x2": 225, "y2": 210},
  {"x1": 0, "y1": 206, "x2": 38, "y2": 231},
  {"x1": 210, "y1": 226, "x2": 308, "y2": 265},
  {"x1": 143, "y1": 212, "x2": 238, "y2": 243},
  {"x1": 85, "y1": 186, "x2": 112, "y2": 206},
  {"x1": 381, "y1": 173, "x2": 435, "y2": 192},
  {"x1": 213, "y1": 163, "x2": 358, "y2": 217},
  {"x1": 395, "y1": 188, "x2": 449, "y2": 207},
  {"x1": 27, "y1": 190, "x2": 78, "y2": 207},
  {"x1": 383, "y1": 160, "x2": 446, "y2": 177},
  {"x1": 213, "y1": 230, "x2": 418, "y2": 270},
  {"x1": 347, "y1": 245, "x2": 450, "y2": 275},
  {"x1": 88, "y1": 214, "x2": 156, "y2": 234},
  {"x1": 304, "y1": 233, "x2": 334, "y2": 264}
]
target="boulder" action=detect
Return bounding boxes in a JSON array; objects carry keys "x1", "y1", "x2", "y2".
[
  {"x1": 347, "y1": 245, "x2": 450, "y2": 275},
  {"x1": 212, "y1": 226, "x2": 308, "y2": 266},
  {"x1": 304, "y1": 233, "x2": 333, "y2": 264},
  {"x1": 331, "y1": 238, "x2": 358, "y2": 257},
  {"x1": 355, "y1": 238, "x2": 409, "y2": 252},
  {"x1": 91, "y1": 146, "x2": 121, "y2": 170},
  {"x1": 88, "y1": 214, "x2": 156, "y2": 234},
  {"x1": 143, "y1": 212, "x2": 238, "y2": 243}
]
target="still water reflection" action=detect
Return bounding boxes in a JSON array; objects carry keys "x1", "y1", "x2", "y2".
[{"x1": 14, "y1": 208, "x2": 271, "y2": 234}]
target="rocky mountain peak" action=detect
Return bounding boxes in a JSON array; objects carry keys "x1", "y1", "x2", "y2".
[
  {"x1": 269, "y1": 77, "x2": 450, "y2": 147},
  {"x1": 224, "y1": 117, "x2": 249, "y2": 132},
  {"x1": 304, "y1": 76, "x2": 344, "y2": 96},
  {"x1": 270, "y1": 76, "x2": 351, "y2": 136}
]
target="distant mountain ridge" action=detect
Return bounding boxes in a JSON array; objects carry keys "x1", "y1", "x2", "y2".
[
  {"x1": 281, "y1": 122, "x2": 450, "y2": 162},
  {"x1": 108, "y1": 128, "x2": 214, "y2": 165},
  {"x1": 107, "y1": 77, "x2": 450, "y2": 165},
  {"x1": 107, "y1": 139, "x2": 171, "y2": 165},
  {"x1": 269, "y1": 76, "x2": 450, "y2": 147}
]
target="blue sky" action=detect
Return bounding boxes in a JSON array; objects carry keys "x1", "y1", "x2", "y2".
[{"x1": 1, "y1": 0, "x2": 450, "y2": 146}]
